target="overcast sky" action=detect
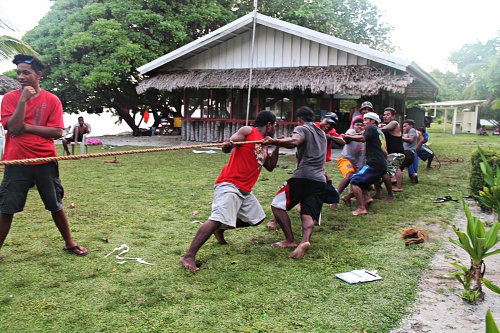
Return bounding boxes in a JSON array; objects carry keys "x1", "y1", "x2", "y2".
[{"x1": 1, "y1": 0, "x2": 499, "y2": 74}]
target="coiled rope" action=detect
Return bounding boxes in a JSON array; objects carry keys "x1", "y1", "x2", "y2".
[{"x1": 0, "y1": 140, "x2": 264, "y2": 166}]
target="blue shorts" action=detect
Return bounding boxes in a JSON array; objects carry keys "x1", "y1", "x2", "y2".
[
  {"x1": 0, "y1": 162, "x2": 64, "y2": 214},
  {"x1": 418, "y1": 146, "x2": 433, "y2": 161},
  {"x1": 350, "y1": 165, "x2": 386, "y2": 190}
]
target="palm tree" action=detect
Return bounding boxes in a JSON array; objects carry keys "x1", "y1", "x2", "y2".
[{"x1": 0, "y1": 17, "x2": 38, "y2": 62}]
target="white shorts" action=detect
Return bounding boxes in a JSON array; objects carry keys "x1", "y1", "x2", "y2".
[{"x1": 209, "y1": 183, "x2": 265, "y2": 228}]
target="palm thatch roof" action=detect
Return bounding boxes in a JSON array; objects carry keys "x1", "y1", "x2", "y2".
[
  {"x1": 0, "y1": 75, "x2": 20, "y2": 95},
  {"x1": 137, "y1": 65, "x2": 414, "y2": 96}
]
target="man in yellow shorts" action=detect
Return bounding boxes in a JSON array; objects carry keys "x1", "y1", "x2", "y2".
[{"x1": 337, "y1": 118, "x2": 365, "y2": 200}]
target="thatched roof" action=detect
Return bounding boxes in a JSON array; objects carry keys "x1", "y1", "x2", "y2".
[
  {"x1": 0, "y1": 75, "x2": 21, "y2": 95},
  {"x1": 136, "y1": 66, "x2": 414, "y2": 96}
]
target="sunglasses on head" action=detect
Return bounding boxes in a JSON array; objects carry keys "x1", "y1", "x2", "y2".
[{"x1": 14, "y1": 59, "x2": 33, "y2": 65}]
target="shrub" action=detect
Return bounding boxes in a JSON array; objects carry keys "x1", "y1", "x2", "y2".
[{"x1": 469, "y1": 148, "x2": 499, "y2": 208}]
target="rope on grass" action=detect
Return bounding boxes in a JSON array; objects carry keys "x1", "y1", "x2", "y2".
[{"x1": 0, "y1": 140, "x2": 264, "y2": 166}]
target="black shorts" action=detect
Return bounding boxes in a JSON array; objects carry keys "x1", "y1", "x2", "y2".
[
  {"x1": 400, "y1": 150, "x2": 415, "y2": 170},
  {"x1": 271, "y1": 178, "x2": 326, "y2": 222},
  {"x1": 0, "y1": 162, "x2": 64, "y2": 214}
]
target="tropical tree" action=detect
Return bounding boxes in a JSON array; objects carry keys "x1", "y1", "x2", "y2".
[
  {"x1": 234, "y1": 0, "x2": 394, "y2": 52},
  {"x1": 0, "y1": 17, "x2": 38, "y2": 62},
  {"x1": 24, "y1": 0, "x2": 394, "y2": 133},
  {"x1": 430, "y1": 36, "x2": 500, "y2": 122}
]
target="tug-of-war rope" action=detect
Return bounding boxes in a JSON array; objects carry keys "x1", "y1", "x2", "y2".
[{"x1": 0, "y1": 140, "x2": 264, "y2": 166}]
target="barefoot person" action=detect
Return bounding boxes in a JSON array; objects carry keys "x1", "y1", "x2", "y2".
[
  {"x1": 342, "y1": 112, "x2": 388, "y2": 216},
  {"x1": 378, "y1": 107, "x2": 405, "y2": 193},
  {"x1": 337, "y1": 118, "x2": 365, "y2": 202},
  {"x1": 0, "y1": 54, "x2": 87, "y2": 260},
  {"x1": 179, "y1": 111, "x2": 279, "y2": 271},
  {"x1": 263, "y1": 106, "x2": 326, "y2": 259}
]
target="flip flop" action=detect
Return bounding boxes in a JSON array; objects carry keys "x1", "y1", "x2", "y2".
[
  {"x1": 432, "y1": 196, "x2": 459, "y2": 203},
  {"x1": 63, "y1": 245, "x2": 88, "y2": 256}
]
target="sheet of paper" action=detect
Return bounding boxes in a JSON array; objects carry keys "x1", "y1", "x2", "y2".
[{"x1": 335, "y1": 269, "x2": 382, "y2": 284}]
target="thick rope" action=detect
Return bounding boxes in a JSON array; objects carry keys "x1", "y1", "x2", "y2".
[{"x1": 0, "y1": 140, "x2": 264, "y2": 166}]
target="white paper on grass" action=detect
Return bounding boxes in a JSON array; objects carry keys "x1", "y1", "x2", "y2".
[{"x1": 335, "y1": 270, "x2": 382, "y2": 284}]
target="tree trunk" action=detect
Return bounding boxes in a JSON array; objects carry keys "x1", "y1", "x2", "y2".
[
  {"x1": 114, "y1": 107, "x2": 139, "y2": 136},
  {"x1": 470, "y1": 260, "x2": 484, "y2": 293}
]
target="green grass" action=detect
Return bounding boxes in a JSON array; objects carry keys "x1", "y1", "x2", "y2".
[{"x1": 0, "y1": 125, "x2": 498, "y2": 332}]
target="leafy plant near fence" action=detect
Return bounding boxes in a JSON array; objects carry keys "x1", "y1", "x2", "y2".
[
  {"x1": 445, "y1": 200, "x2": 500, "y2": 302},
  {"x1": 474, "y1": 146, "x2": 500, "y2": 221},
  {"x1": 470, "y1": 148, "x2": 500, "y2": 209}
]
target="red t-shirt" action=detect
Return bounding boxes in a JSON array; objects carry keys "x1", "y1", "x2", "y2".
[
  {"x1": 1, "y1": 89, "x2": 64, "y2": 164},
  {"x1": 314, "y1": 122, "x2": 341, "y2": 162},
  {"x1": 215, "y1": 127, "x2": 268, "y2": 193}
]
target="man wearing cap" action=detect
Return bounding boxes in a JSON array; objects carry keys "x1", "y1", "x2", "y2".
[
  {"x1": 263, "y1": 106, "x2": 326, "y2": 259},
  {"x1": 350, "y1": 101, "x2": 373, "y2": 129},
  {"x1": 316, "y1": 113, "x2": 345, "y2": 210},
  {"x1": 342, "y1": 112, "x2": 388, "y2": 216},
  {"x1": 0, "y1": 54, "x2": 87, "y2": 260},
  {"x1": 180, "y1": 111, "x2": 280, "y2": 271}
]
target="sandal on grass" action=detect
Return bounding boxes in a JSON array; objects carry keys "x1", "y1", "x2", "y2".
[
  {"x1": 63, "y1": 245, "x2": 88, "y2": 256},
  {"x1": 432, "y1": 196, "x2": 459, "y2": 203}
]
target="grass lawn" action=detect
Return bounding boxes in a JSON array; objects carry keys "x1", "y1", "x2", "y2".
[{"x1": 0, "y1": 123, "x2": 498, "y2": 332}]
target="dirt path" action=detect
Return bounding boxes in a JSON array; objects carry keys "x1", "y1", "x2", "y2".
[{"x1": 391, "y1": 200, "x2": 500, "y2": 333}]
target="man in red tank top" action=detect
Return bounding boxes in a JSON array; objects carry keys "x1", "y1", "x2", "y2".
[{"x1": 180, "y1": 111, "x2": 279, "y2": 271}]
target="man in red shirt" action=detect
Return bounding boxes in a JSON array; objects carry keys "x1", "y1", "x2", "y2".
[
  {"x1": 180, "y1": 111, "x2": 279, "y2": 271},
  {"x1": 0, "y1": 54, "x2": 87, "y2": 260}
]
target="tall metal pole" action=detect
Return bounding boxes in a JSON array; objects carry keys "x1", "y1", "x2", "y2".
[{"x1": 245, "y1": 0, "x2": 258, "y2": 126}]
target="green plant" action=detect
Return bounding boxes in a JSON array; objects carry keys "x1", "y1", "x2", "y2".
[
  {"x1": 486, "y1": 309, "x2": 500, "y2": 333},
  {"x1": 475, "y1": 146, "x2": 500, "y2": 220},
  {"x1": 445, "y1": 200, "x2": 500, "y2": 300},
  {"x1": 445, "y1": 262, "x2": 481, "y2": 302}
]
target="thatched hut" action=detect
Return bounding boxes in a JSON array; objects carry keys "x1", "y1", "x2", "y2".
[
  {"x1": 0, "y1": 75, "x2": 21, "y2": 95},
  {"x1": 137, "y1": 13, "x2": 439, "y2": 141}
]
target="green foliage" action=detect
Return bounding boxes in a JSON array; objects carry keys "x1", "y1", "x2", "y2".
[
  {"x1": 447, "y1": 199, "x2": 500, "y2": 298},
  {"x1": 22, "y1": 0, "x2": 394, "y2": 132},
  {"x1": 0, "y1": 17, "x2": 39, "y2": 61},
  {"x1": 449, "y1": 200, "x2": 500, "y2": 265},
  {"x1": 430, "y1": 35, "x2": 500, "y2": 122},
  {"x1": 486, "y1": 309, "x2": 500, "y2": 333},
  {"x1": 469, "y1": 148, "x2": 500, "y2": 203},
  {"x1": 475, "y1": 146, "x2": 500, "y2": 219},
  {"x1": 442, "y1": 262, "x2": 481, "y2": 302},
  {"x1": 235, "y1": 0, "x2": 394, "y2": 52}
]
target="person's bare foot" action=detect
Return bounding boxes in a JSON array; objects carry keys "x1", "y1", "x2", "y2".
[
  {"x1": 266, "y1": 218, "x2": 278, "y2": 231},
  {"x1": 352, "y1": 208, "x2": 368, "y2": 216},
  {"x1": 371, "y1": 193, "x2": 383, "y2": 199},
  {"x1": 341, "y1": 195, "x2": 352, "y2": 207},
  {"x1": 393, "y1": 188, "x2": 403, "y2": 192},
  {"x1": 213, "y1": 229, "x2": 227, "y2": 244},
  {"x1": 288, "y1": 242, "x2": 310, "y2": 259},
  {"x1": 272, "y1": 240, "x2": 298, "y2": 248},
  {"x1": 329, "y1": 203, "x2": 338, "y2": 211},
  {"x1": 385, "y1": 195, "x2": 396, "y2": 203},
  {"x1": 179, "y1": 256, "x2": 199, "y2": 272}
]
